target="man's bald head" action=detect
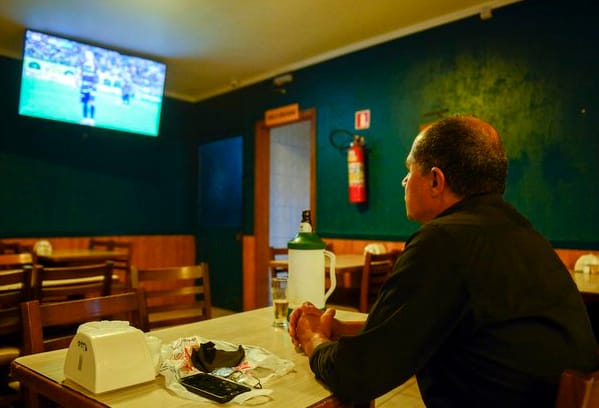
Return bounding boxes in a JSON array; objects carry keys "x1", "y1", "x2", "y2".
[{"x1": 408, "y1": 115, "x2": 508, "y2": 197}]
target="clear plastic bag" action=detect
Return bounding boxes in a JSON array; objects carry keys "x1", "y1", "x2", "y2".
[{"x1": 159, "y1": 335, "x2": 294, "y2": 404}]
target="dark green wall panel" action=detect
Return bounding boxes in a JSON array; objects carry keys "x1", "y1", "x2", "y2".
[
  {"x1": 0, "y1": 56, "x2": 196, "y2": 237},
  {"x1": 195, "y1": 0, "x2": 599, "y2": 247}
]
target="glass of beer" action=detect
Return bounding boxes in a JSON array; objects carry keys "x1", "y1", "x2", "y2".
[{"x1": 271, "y1": 277, "x2": 289, "y2": 327}]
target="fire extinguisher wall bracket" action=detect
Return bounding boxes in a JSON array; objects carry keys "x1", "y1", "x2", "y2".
[
  {"x1": 347, "y1": 135, "x2": 366, "y2": 204},
  {"x1": 329, "y1": 129, "x2": 354, "y2": 154}
]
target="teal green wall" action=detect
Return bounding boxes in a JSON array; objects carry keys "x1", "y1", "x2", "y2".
[
  {"x1": 196, "y1": 0, "x2": 599, "y2": 248},
  {"x1": 0, "y1": 56, "x2": 198, "y2": 237},
  {"x1": 1, "y1": 0, "x2": 597, "y2": 249}
]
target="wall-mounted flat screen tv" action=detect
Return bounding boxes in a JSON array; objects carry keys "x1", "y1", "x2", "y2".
[{"x1": 18, "y1": 29, "x2": 166, "y2": 137}]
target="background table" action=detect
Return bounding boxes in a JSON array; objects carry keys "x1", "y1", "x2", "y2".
[
  {"x1": 36, "y1": 249, "x2": 126, "y2": 265},
  {"x1": 269, "y1": 253, "x2": 364, "y2": 288}
]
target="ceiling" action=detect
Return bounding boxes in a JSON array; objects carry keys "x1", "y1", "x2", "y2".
[{"x1": 0, "y1": 0, "x2": 520, "y2": 102}]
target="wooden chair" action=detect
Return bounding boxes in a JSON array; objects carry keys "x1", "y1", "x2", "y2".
[
  {"x1": 131, "y1": 264, "x2": 212, "y2": 329},
  {"x1": 20, "y1": 290, "x2": 147, "y2": 355},
  {"x1": 269, "y1": 246, "x2": 288, "y2": 278},
  {"x1": 359, "y1": 250, "x2": 401, "y2": 313},
  {"x1": 555, "y1": 357, "x2": 599, "y2": 408},
  {"x1": 363, "y1": 242, "x2": 387, "y2": 255},
  {"x1": 33, "y1": 261, "x2": 113, "y2": 303},
  {"x1": 555, "y1": 369, "x2": 599, "y2": 408},
  {"x1": 89, "y1": 238, "x2": 134, "y2": 291},
  {"x1": 0, "y1": 253, "x2": 34, "y2": 406}
]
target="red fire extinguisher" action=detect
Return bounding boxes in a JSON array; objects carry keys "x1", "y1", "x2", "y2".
[{"x1": 347, "y1": 135, "x2": 366, "y2": 203}]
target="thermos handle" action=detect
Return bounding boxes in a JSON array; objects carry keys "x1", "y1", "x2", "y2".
[{"x1": 323, "y1": 250, "x2": 336, "y2": 302}]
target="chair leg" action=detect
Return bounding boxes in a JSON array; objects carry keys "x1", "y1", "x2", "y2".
[
  {"x1": 0, "y1": 366, "x2": 21, "y2": 408},
  {"x1": 21, "y1": 384, "x2": 47, "y2": 408}
]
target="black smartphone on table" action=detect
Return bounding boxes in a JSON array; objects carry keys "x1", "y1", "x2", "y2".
[{"x1": 180, "y1": 372, "x2": 252, "y2": 403}]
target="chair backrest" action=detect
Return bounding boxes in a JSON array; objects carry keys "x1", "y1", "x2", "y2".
[
  {"x1": 33, "y1": 261, "x2": 113, "y2": 302},
  {"x1": 555, "y1": 365, "x2": 599, "y2": 408},
  {"x1": 131, "y1": 263, "x2": 212, "y2": 329},
  {"x1": 89, "y1": 238, "x2": 134, "y2": 289},
  {"x1": 20, "y1": 290, "x2": 147, "y2": 354},
  {"x1": 359, "y1": 249, "x2": 401, "y2": 313},
  {"x1": 364, "y1": 242, "x2": 387, "y2": 255},
  {"x1": 0, "y1": 253, "x2": 34, "y2": 340},
  {"x1": 269, "y1": 246, "x2": 289, "y2": 278}
]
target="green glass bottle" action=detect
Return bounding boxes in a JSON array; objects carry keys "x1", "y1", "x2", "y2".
[{"x1": 287, "y1": 209, "x2": 336, "y2": 310}]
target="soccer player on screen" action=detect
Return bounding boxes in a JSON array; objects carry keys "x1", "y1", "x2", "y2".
[
  {"x1": 121, "y1": 70, "x2": 133, "y2": 105},
  {"x1": 79, "y1": 50, "x2": 98, "y2": 125}
]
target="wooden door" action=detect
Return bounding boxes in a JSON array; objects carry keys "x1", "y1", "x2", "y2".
[{"x1": 197, "y1": 136, "x2": 243, "y2": 311}]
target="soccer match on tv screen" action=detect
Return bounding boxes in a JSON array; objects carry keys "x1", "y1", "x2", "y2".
[{"x1": 18, "y1": 30, "x2": 166, "y2": 137}]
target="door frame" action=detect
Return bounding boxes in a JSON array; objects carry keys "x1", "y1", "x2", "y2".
[{"x1": 248, "y1": 108, "x2": 316, "y2": 309}]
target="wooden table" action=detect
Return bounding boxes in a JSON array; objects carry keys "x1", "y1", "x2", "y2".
[
  {"x1": 270, "y1": 253, "x2": 364, "y2": 289},
  {"x1": 11, "y1": 307, "x2": 400, "y2": 407},
  {"x1": 36, "y1": 249, "x2": 126, "y2": 265}
]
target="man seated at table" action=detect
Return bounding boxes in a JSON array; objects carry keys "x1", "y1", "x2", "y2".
[{"x1": 288, "y1": 115, "x2": 599, "y2": 406}]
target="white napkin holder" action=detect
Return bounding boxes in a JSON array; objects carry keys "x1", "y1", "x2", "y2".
[
  {"x1": 33, "y1": 240, "x2": 52, "y2": 256},
  {"x1": 63, "y1": 321, "x2": 155, "y2": 394}
]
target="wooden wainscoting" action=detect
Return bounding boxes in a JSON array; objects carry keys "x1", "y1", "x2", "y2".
[
  {"x1": 319, "y1": 239, "x2": 593, "y2": 273},
  {"x1": 324, "y1": 240, "x2": 594, "y2": 273},
  {"x1": 323, "y1": 238, "x2": 406, "y2": 254},
  {"x1": 4, "y1": 235, "x2": 196, "y2": 268}
]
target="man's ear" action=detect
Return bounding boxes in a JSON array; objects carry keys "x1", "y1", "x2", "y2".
[{"x1": 430, "y1": 167, "x2": 446, "y2": 194}]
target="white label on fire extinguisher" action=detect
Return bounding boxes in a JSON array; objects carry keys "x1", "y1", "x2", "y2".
[
  {"x1": 355, "y1": 109, "x2": 370, "y2": 130},
  {"x1": 348, "y1": 162, "x2": 364, "y2": 184}
]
